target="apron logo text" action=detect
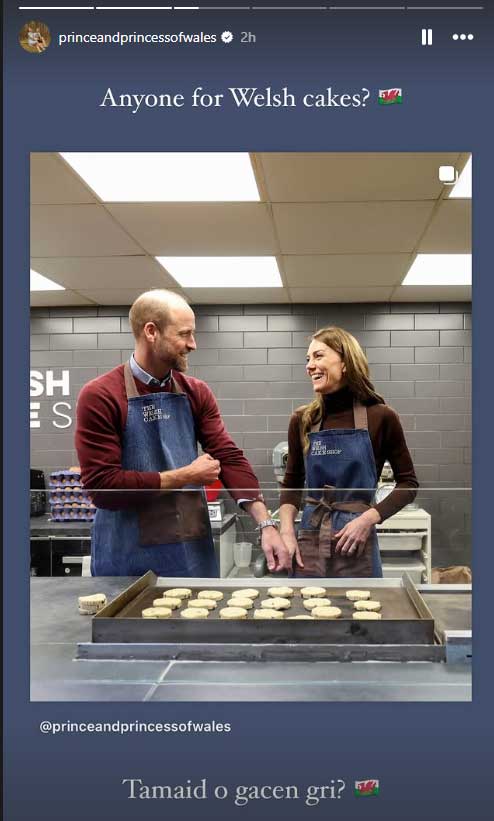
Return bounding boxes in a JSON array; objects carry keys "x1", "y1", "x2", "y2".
[
  {"x1": 310, "y1": 442, "x2": 342, "y2": 456},
  {"x1": 142, "y1": 404, "x2": 171, "y2": 423}
]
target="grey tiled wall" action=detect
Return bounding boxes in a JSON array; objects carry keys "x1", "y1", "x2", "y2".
[{"x1": 30, "y1": 302, "x2": 472, "y2": 566}]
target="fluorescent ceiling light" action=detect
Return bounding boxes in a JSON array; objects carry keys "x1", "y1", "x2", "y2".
[
  {"x1": 30, "y1": 269, "x2": 65, "y2": 291},
  {"x1": 156, "y1": 257, "x2": 282, "y2": 288},
  {"x1": 449, "y1": 156, "x2": 472, "y2": 198},
  {"x1": 59, "y1": 152, "x2": 260, "y2": 202},
  {"x1": 402, "y1": 254, "x2": 471, "y2": 286}
]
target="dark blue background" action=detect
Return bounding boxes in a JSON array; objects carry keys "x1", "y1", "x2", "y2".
[{"x1": 4, "y1": 1, "x2": 492, "y2": 818}]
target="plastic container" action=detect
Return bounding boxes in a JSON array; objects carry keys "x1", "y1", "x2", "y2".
[{"x1": 233, "y1": 542, "x2": 253, "y2": 568}]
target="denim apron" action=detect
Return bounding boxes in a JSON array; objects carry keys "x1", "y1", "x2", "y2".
[
  {"x1": 91, "y1": 362, "x2": 218, "y2": 577},
  {"x1": 295, "y1": 400, "x2": 383, "y2": 578}
]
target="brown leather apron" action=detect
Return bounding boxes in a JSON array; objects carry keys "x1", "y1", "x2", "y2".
[{"x1": 296, "y1": 489, "x2": 374, "y2": 577}]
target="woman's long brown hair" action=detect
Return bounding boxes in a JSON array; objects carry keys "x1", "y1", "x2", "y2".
[{"x1": 299, "y1": 326, "x2": 385, "y2": 453}]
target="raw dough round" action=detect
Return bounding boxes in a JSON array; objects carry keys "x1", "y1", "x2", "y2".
[
  {"x1": 231, "y1": 588, "x2": 259, "y2": 599},
  {"x1": 268, "y1": 586, "x2": 294, "y2": 598},
  {"x1": 352, "y1": 611, "x2": 382, "y2": 620},
  {"x1": 354, "y1": 600, "x2": 382, "y2": 611},
  {"x1": 164, "y1": 588, "x2": 192, "y2": 599},
  {"x1": 181, "y1": 607, "x2": 209, "y2": 619},
  {"x1": 287, "y1": 615, "x2": 314, "y2": 620},
  {"x1": 198, "y1": 590, "x2": 224, "y2": 601},
  {"x1": 260, "y1": 597, "x2": 291, "y2": 610},
  {"x1": 226, "y1": 597, "x2": 253, "y2": 609},
  {"x1": 300, "y1": 587, "x2": 326, "y2": 598},
  {"x1": 312, "y1": 606, "x2": 342, "y2": 619},
  {"x1": 153, "y1": 597, "x2": 181, "y2": 609},
  {"x1": 142, "y1": 606, "x2": 172, "y2": 619},
  {"x1": 253, "y1": 608, "x2": 284, "y2": 619},
  {"x1": 219, "y1": 606, "x2": 248, "y2": 620},
  {"x1": 188, "y1": 598, "x2": 217, "y2": 610},
  {"x1": 346, "y1": 590, "x2": 371, "y2": 601},
  {"x1": 303, "y1": 597, "x2": 331, "y2": 610}
]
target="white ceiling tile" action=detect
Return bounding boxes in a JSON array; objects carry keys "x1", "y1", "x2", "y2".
[
  {"x1": 259, "y1": 152, "x2": 462, "y2": 202},
  {"x1": 288, "y1": 287, "x2": 394, "y2": 302},
  {"x1": 274, "y1": 203, "x2": 434, "y2": 254},
  {"x1": 391, "y1": 285, "x2": 472, "y2": 302},
  {"x1": 418, "y1": 200, "x2": 471, "y2": 252},
  {"x1": 60, "y1": 152, "x2": 259, "y2": 202},
  {"x1": 76, "y1": 287, "x2": 186, "y2": 305},
  {"x1": 106, "y1": 203, "x2": 277, "y2": 254},
  {"x1": 184, "y1": 288, "x2": 289, "y2": 304},
  {"x1": 30, "y1": 153, "x2": 98, "y2": 205},
  {"x1": 30, "y1": 256, "x2": 177, "y2": 289},
  {"x1": 29, "y1": 290, "x2": 96, "y2": 307},
  {"x1": 30, "y1": 205, "x2": 143, "y2": 257},
  {"x1": 283, "y1": 254, "x2": 412, "y2": 287}
]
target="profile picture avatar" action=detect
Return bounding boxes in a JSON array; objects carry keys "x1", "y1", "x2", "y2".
[{"x1": 19, "y1": 21, "x2": 51, "y2": 53}]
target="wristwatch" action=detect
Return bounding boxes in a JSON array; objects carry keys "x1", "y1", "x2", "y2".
[{"x1": 258, "y1": 518, "x2": 279, "y2": 531}]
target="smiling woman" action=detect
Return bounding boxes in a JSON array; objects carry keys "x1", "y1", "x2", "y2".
[{"x1": 279, "y1": 326, "x2": 418, "y2": 579}]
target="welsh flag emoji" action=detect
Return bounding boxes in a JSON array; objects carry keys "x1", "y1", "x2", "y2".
[
  {"x1": 378, "y1": 88, "x2": 402, "y2": 104},
  {"x1": 354, "y1": 779, "x2": 380, "y2": 797}
]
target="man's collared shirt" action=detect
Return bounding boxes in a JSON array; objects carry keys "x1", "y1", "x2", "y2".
[{"x1": 130, "y1": 354, "x2": 171, "y2": 388}]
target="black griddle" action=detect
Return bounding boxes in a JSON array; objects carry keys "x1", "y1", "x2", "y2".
[{"x1": 91, "y1": 572, "x2": 435, "y2": 646}]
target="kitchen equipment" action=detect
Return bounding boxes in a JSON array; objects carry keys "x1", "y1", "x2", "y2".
[
  {"x1": 376, "y1": 462, "x2": 419, "y2": 511},
  {"x1": 30, "y1": 469, "x2": 46, "y2": 517},
  {"x1": 51, "y1": 538, "x2": 91, "y2": 576},
  {"x1": 233, "y1": 542, "x2": 252, "y2": 568},
  {"x1": 377, "y1": 508, "x2": 431, "y2": 583},
  {"x1": 273, "y1": 441, "x2": 289, "y2": 484},
  {"x1": 84, "y1": 572, "x2": 437, "y2": 659},
  {"x1": 207, "y1": 500, "x2": 225, "y2": 522},
  {"x1": 375, "y1": 483, "x2": 395, "y2": 505}
]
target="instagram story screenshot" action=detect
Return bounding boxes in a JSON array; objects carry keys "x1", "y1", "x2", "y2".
[{"x1": 3, "y1": 1, "x2": 493, "y2": 819}]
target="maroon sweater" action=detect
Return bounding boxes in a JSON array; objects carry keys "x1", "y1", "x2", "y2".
[
  {"x1": 280, "y1": 387, "x2": 418, "y2": 521},
  {"x1": 75, "y1": 365, "x2": 262, "y2": 509}
]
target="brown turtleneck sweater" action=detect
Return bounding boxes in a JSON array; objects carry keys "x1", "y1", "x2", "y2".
[{"x1": 279, "y1": 386, "x2": 418, "y2": 521}]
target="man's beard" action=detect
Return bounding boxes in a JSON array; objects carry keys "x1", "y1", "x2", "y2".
[
  {"x1": 171, "y1": 352, "x2": 188, "y2": 372},
  {"x1": 157, "y1": 338, "x2": 190, "y2": 373}
]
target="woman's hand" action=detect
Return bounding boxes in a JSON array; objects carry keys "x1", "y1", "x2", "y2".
[
  {"x1": 333, "y1": 509, "x2": 381, "y2": 556},
  {"x1": 280, "y1": 530, "x2": 304, "y2": 569}
]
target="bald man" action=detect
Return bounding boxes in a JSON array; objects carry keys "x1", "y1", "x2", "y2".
[{"x1": 76, "y1": 289, "x2": 290, "y2": 577}]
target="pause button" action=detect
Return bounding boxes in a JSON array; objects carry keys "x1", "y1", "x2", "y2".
[{"x1": 421, "y1": 28, "x2": 432, "y2": 46}]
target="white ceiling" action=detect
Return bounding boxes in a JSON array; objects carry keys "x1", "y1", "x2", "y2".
[{"x1": 30, "y1": 151, "x2": 471, "y2": 306}]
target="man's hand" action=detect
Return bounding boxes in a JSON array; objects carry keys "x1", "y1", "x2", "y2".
[
  {"x1": 185, "y1": 453, "x2": 221, "y2": 485},
  {"x1": 159, "y1": 453, "x2": 220, "y2": 489},
  {"x1": 261, "y1": 526, "x2": 293, "y2": 573},
  {"x1": 333, "y1": 509, "x2": 381, "y2": 556},
  {"x1": 280, "y1": 529, "x2": 304, "y2": 570}
]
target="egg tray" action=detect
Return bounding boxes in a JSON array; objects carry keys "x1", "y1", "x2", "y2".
[{"x1": 91, "y1": 572, "x2": 435, "y2": 646}]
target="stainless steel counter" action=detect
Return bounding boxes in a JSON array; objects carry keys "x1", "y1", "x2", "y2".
[
  {"x1": 30, "y1": 577, "x2": 471, "y2": 702},
  {"x1": 30, "y1": 512, "x2": 237, "y2": 536}
]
